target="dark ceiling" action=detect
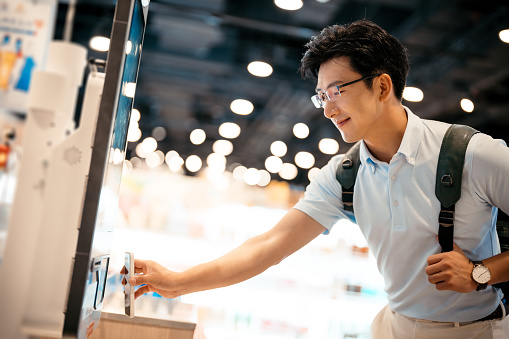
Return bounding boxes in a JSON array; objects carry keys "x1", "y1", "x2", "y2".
[{"x1": 56, "y1": 0, "x2": 509, "y2": 186}]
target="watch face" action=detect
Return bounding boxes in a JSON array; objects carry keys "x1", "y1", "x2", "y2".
[{"x1": 472, "y1": 265, "x2": 491, "y2": 284}]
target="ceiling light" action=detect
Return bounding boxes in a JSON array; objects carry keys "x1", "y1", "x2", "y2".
[
  {"x1": 141, "y1": 137, "x2": 157, "y2": 153},
  {"x1": 270, "y1": 140, "x2": 287, "y2": 157},
  {"x1": 135, "y1": 143, "x2": 148, "y2": 158},
  {"x1": 146, "y1": 150, "x2": 164, "y2": 168},
  {"x1": 232, "y1": 165, "x2": 247, "y2": 180},
  {"x1": 167, "y1": 155, "x2": 184, "y2": 172},
  {"x1": 152, "y1": 126, "x2": 167, "y2": 141},
  {"x1": 318, "y1": 138, "x2": 339, "y2": 154},
  {"x1": 190, "y1": 129, "x2": 206, "y2": 145},
  {"x1": 274, "y1": 0, "x2": 303, "y2": 11},
  {"x1": 308, "y1": 167, "x2": 320, "y2": 181},
  {"x1": 315, "y1": 0, "x2": 330, "y2": 2},
  {"x1": 460, "y1": 98, "x2": 474, "y2": 113},
  {"x1": 185, "y1": 155, "x2": 202, "y2": 172},
  {"x1": 258, "y1": 170, "x2": 271, "y2": 187},
  {"x1": 499, "y1": 29, "x2": 509, "y2": 43},
  {"x1": 127, "y1": 126, "x2": 141, "y2": 143},
  {"x1": 265, "y1": 156, "x2": 283, "y2": 173},
  {"x1": 244, "y1": 168, "x2": 261, "y2": 186},
  {"x1": 293, "y1": 123, "x2": 309, "y2": 139},
  {"x1": 402, "y1": 87, "x2": 423, "y2": 102},
  {"x1": 131, "y1": 108, "x2": 141, "y2": 122},
  {"x1": 218, "y1": 122, "x2": 241, "y2": 139},
  {"x1": 247, "y1": 61, "x2": 273, "y2": 77},
  {"x1": 230, "y1": 99, "x2": 254, "y2": 115},
  {"x1": 89, "y1": 36, "x2": 110, "y2": 52},
  {"x1": 207, "y1": 153, "x2": 227, "y2": 172},
  {"x1": 279, "y1": 163, "x2": 298, "y2": 180},
  {"x1": 213, "y1": 139, "x2": 234, "y2": 156},
  {"x1": 130, "y1": 157, "x2": 142, "y2": 169},
  {"x1": 165, "y1": 150, "x2": 179, "y2": 164},
  {"x1": 294, "y1": 151, "x2": 315, "y2": 169}
]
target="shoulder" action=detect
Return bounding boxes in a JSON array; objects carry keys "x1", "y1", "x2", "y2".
[
  {"x1": 467, "y1": 132, "x2": 508, "y2": 164},
  {"x1": 312, "y1": 154, "x2": 345, "y2": 185}
]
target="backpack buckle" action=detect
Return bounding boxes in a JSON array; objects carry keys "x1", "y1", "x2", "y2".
[
  {"x1": 441, "y1": 174, "x2": 453, "y2": 187},
  {"x1": 342, "y1": 159, "x2": 353, "y2": 169}
]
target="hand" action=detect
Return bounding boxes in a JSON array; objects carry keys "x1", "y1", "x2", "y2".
[
  {"x1": 425, "y1": 242, "x2": 476, "y2": 293},
  {"x1": 120, "y1": 259, "x2": 182, "y2": 299}
]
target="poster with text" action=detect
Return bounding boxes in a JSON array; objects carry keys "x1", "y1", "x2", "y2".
[{"x1": 0, "y1": 1, "x2": 55, "y2": 113}]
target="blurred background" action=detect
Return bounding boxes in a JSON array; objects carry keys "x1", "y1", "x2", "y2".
[
  {"x1": 1, "y1": 0, "x2": 509, "y2": 338},
  {"x1": 63, "y1": 0, "x2": 509, "y2": 186}
]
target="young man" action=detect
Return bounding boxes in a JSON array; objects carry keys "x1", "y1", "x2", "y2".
[{"x1": 126, "y1": 20, "x2": 509, "y2": 338}]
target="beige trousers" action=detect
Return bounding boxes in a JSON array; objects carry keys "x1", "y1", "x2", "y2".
[{"x1": 371, "y1": 305, "x2": 509, "y2": 339}]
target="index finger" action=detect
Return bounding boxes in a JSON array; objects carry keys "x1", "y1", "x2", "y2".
[
  {"x1": 133, "y1": 259, "x2": 149, "y2": 274},
  {"x1": 427, "y1": 253, "x2": 444, "y2": 266}
]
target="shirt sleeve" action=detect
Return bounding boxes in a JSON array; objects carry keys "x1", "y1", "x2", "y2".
[
  {"x1": 292, "y1": 155, "x2": 354, "y2": 234},
  {"x1": 468, "y1": 133, "x2": 509, "y2": 215}
]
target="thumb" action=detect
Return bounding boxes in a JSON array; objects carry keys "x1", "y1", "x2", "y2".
[
  {"x1": 452, "y1": 242, "x2": 466, "y2": 255},
  {"x1": 129, "y1": 274, "x2": 149, "y2": 286}
]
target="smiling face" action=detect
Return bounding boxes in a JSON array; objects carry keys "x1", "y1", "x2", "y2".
[{"x1": 316, "y1": 57, "x2": 384, "y2": 143}]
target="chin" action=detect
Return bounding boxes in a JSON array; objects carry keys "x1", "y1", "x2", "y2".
[{"x1": 338, "y1": 130, "x2": 359, "y2": 144}]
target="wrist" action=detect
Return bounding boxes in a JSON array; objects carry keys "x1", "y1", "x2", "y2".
[{"x1": 471, "y1": 260, "x2": 491, "y2": 291}]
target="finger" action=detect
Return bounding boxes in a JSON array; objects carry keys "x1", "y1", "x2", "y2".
[
  {"x1": 434, "y1": 281, "x2": 448, "y2": 291},
  {"x1": 133, "y1": 259, "x2": 148, "y2": 270},
  {"x1": 428, "y1": 271, "x2": 446, "y2": 285},
  {"x1": 129, "y1": 274, "x2": 149, "y2": 286},
  {"x1": 134, "y1": 284, "x2": 151, "y2": 299},
  {"x1": 135, "y1": 267, "x2": 144, "y2": 274},
  {"x1": 425, "y1": 264, "x2": 442, "y2": 276},
  {"x1": 427, "y1": 253, "x2": 443, "y2": 266}
]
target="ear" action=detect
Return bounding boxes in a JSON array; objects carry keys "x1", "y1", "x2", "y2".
[{"x1": 378, "y1": 74, "x2": 393, "y2": 102}]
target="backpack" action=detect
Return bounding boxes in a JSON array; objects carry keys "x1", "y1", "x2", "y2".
[{"x1": 335, "y1": 124, "x2": 509, "y2": 297}]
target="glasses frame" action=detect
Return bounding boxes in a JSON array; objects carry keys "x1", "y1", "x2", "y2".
[{"x1": 311, "y1": 73, "x2": 382, "y2": 108}]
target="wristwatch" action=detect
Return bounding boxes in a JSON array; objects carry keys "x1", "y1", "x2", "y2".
[{"x1": 471, "y1": 261, "x2": 491, "y2": 291}]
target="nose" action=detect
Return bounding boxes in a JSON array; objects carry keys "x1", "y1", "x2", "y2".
[{"x1": 323, "y1": 100, "x2": 338, "y2": 120}]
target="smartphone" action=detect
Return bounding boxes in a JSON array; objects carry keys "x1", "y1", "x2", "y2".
[{"x1": 124, "y1": 251, "x2": 135, "y2": 318}]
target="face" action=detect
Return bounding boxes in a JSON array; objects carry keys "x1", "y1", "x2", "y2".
[{"x1": 315, "y1": 57, "x2": 382, "y2": 143}]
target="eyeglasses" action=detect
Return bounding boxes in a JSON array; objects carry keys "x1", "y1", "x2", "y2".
[{"x1": 310, "y1": 74, "x2": 382, "y2": 108}]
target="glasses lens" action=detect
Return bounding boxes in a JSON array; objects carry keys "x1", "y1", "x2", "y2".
[
  {"x1": 326, "y1": 86, "x2": 341, "y2": 102},
  {"x1": 311, "y1": 95, "x2": 323, "y2": 108}
]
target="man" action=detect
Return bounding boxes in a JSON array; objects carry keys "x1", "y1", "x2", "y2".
[{"x1": 126, "y1": 20, "x2": 509, "y2": 338}]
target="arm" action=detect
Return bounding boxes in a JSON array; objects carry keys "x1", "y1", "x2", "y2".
[{"x1": 129, "y1": 209, "x2": 326, "y2": 299}]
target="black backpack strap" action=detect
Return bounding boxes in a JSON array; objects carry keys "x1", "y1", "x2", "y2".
[
  {"x1": 336, "y1": 141, "x2": 362, "y2": 212},
  {"x1": 435, "y1": 124, "x2": 479, "y2": 252},
  {"x1": 497, "y1": 210, "x2": 509, "y2": 253}
]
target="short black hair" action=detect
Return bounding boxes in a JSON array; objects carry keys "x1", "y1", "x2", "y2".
[{"x1": 299, "y1": 19, "x2": 409, "y2": 101}]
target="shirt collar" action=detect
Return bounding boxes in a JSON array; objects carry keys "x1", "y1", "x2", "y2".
[
  {"x1": 397, "y1": 106, "x2": 423, "y2": 166},
  {"x1": 358, "y1": 106, "x2": 424, "y2": 171}
]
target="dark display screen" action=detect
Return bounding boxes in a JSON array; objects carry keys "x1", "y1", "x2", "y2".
[{"x1": 63, "y1": 0, "x2": 148, "y2": 337}]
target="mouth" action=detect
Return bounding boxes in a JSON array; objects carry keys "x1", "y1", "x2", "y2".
[{"x1": 334, "y1": 117, "x2": 350, "y2": 128}]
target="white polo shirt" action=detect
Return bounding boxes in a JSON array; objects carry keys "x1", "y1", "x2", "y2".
[{"x1": 293, "y1": 107, "x2": 509, "y2": 322}]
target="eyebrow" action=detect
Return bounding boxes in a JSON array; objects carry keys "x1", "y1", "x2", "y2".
[{"x1": 315, "y1": 80, "x2": 345, "y2": 93}]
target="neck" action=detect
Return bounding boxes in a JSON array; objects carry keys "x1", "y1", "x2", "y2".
[{"x1": 364, "y1": 103, "x2": 408, "y2": 163}]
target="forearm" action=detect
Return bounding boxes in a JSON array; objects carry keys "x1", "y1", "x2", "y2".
[
  {"x1": 175, "y1": 209, "x2": 325, "y2": 296},
  {"x1": 483, "y1": 250, "x2": 509, "y2": 286},
  {"x1": 177, "y1": 232, "x2": 284, "y2": 295}
]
